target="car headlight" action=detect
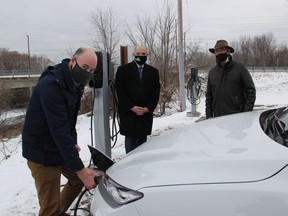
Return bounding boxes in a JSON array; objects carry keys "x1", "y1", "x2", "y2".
[{"x1": 99, "y1": 174, "x2": 144, "y2": 207}]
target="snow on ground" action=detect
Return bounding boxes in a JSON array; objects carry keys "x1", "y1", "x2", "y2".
[
  {"x1": 1, "y1": 71, "x2": 288, "y2": 215},
  {"x1": 253, "y1": 72, "x2": 288, "y2": 106}
]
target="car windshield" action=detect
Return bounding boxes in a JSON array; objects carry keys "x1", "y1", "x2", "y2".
[{"x1": 260, "y1": 106, "x2": 288, "y2": 147}]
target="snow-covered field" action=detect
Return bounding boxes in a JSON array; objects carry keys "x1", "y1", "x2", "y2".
[{"x1": 1, "y1": 71, "x2": 288, "y2": 215}]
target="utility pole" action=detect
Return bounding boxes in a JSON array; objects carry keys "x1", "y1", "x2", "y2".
[
  {"x1": 177, "y1": 0, "x2": 186, "y2": 111},
  {"x1": 26, "y1": 35, "x2": 31, "y2": 76}
]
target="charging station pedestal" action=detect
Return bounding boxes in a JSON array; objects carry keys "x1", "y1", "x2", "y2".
[
  {"x1": 187, "y1": 68, "x2": 201, "y2": 117},
  {"x1": 93, "y1": 52, "x2": 111, "y2": 157}
]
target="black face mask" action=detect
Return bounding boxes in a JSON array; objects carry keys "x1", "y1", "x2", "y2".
[
  {"x1": 216, "y1": 53, "x2": 228, "y2": 63},
  {"x1": 71, "y1": 62, "x2": 92, "y2": 85},
  {"x1": 134, "y1": 56, "x2": 147, "y2": 65}
]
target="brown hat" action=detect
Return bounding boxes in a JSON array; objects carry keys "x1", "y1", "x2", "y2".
[{"x1": 209, "y1": 40, "x2": 234, "y2": 53}]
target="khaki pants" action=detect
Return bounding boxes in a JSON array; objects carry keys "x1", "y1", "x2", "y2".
[{"x1": 27, "y1": 161, "x2": 83, "y2": 216}]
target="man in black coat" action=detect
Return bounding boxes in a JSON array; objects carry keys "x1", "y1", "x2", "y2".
[
  {"x1": 22, "y1": 47, "x2": 99, "y2": 216},
  {"x1": 205, "y1": 40, "x2": 256, "y2": 118},
  {"x1": 115, "y1": 45, "x2": 160, "y2": 153}
]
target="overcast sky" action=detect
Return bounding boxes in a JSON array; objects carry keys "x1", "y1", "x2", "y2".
[{"x1": 0, "y1": 0, "x2": 287, "y2": 62}]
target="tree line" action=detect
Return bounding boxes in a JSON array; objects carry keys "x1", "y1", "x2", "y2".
[{"x1": 0, "y1": 48, "x2": 52, "y2": 72}]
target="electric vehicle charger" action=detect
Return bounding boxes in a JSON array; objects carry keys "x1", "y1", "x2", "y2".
[
  {"x1": 187, "y1": 68, "x2": 202, "y2": 106},
  {"x1": 186, "y1": 67, "x2": 205, "y2": 117},
  {"x1": 71, "y1": 51, "x2": 120, "y2": 216}
]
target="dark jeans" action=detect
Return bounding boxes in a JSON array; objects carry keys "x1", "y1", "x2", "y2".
[{"x1": 125, "y1": 136, "x2": 147, "y2": 153}]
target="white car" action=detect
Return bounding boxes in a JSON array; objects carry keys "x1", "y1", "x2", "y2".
[{"x1": 89, "y1": 107, "x2": 288, "y2": 216}]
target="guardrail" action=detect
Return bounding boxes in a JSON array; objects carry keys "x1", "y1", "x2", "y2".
[
  {"x1": 0, "y1": 70, "x2": 42, "y2": 78},
  {"x1": 247, "y1": 67, "x2": 288, "y2": 72}
]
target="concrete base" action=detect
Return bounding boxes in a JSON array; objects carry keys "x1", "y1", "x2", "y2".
[{"x1": 186, "y1": 111, "x2": 201, "y2": 117}]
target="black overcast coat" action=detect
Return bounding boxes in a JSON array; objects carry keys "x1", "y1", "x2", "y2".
[
  {"x1": 205, "y1": 56, "x2": 256, "y2": 118},
  {"x1": 115, "y1": 61, "x2": 160, "y2": 137},
  {"x1": 22, "y1": 59, "x2": 85, "y2": 172}
]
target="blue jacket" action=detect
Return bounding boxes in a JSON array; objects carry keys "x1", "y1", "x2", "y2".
[{"x1": 22, "y1": 59, "x2": 85, "y2": 172}]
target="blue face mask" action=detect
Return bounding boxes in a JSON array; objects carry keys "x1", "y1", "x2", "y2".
[{"x1": 71, "y1": 62, "x2": 92, "y2": 85}]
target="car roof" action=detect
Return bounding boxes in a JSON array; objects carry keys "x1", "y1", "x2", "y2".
[{"x1": 108, "y1": 110, "x2": 288, "y2": 190}]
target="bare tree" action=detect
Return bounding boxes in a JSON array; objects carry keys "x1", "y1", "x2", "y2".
[
  {"x1": 275, "y1": 44, "x2": 288, "y2": 67},
  {"x1": 0, "y1": 48, "x2": 52, "y2": 71},
  {"x1": 185, "y1": 40, "x2": 214, "y2": 72},
  {"x1": 126, "y1": 1, "x2": 179, "y2": 114},
  {"x1": 90, "y1": 6, "x2": 123, "y2": 65},
  {"x1": 251, "y1": 33, "x2": 276, "y2": 66},
  {"x1": 0, "y1": 83, "x2": 10, "y2": 129},
  {"x1": 233, "y1": 33, "x2": 277, "y2": 67},
  {"x1": 0, "y1": 49, "x2": 28, "y2": 71},
  {"x1": 232, "y1": 36, "x2": 253, "y2": 66}
]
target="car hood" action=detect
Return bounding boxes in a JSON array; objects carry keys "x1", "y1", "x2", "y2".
[{"x1": 107, "y1": 111, "x2": 288, "y2": 190}]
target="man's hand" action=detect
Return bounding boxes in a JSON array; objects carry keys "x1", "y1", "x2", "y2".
[
  {"x1": 76, "y1": 167, "x2": 99, "y2": 189},
  {"x1": 75, "y1": 144, "x2": 81, "y2": 152},
  {"x1": 131, "y1": 106, "x2": 149, "y2": 116}
]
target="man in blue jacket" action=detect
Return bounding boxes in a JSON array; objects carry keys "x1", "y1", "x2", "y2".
[{"x1": 22, "y1": 47, "x2": 98, "y2": 216}]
